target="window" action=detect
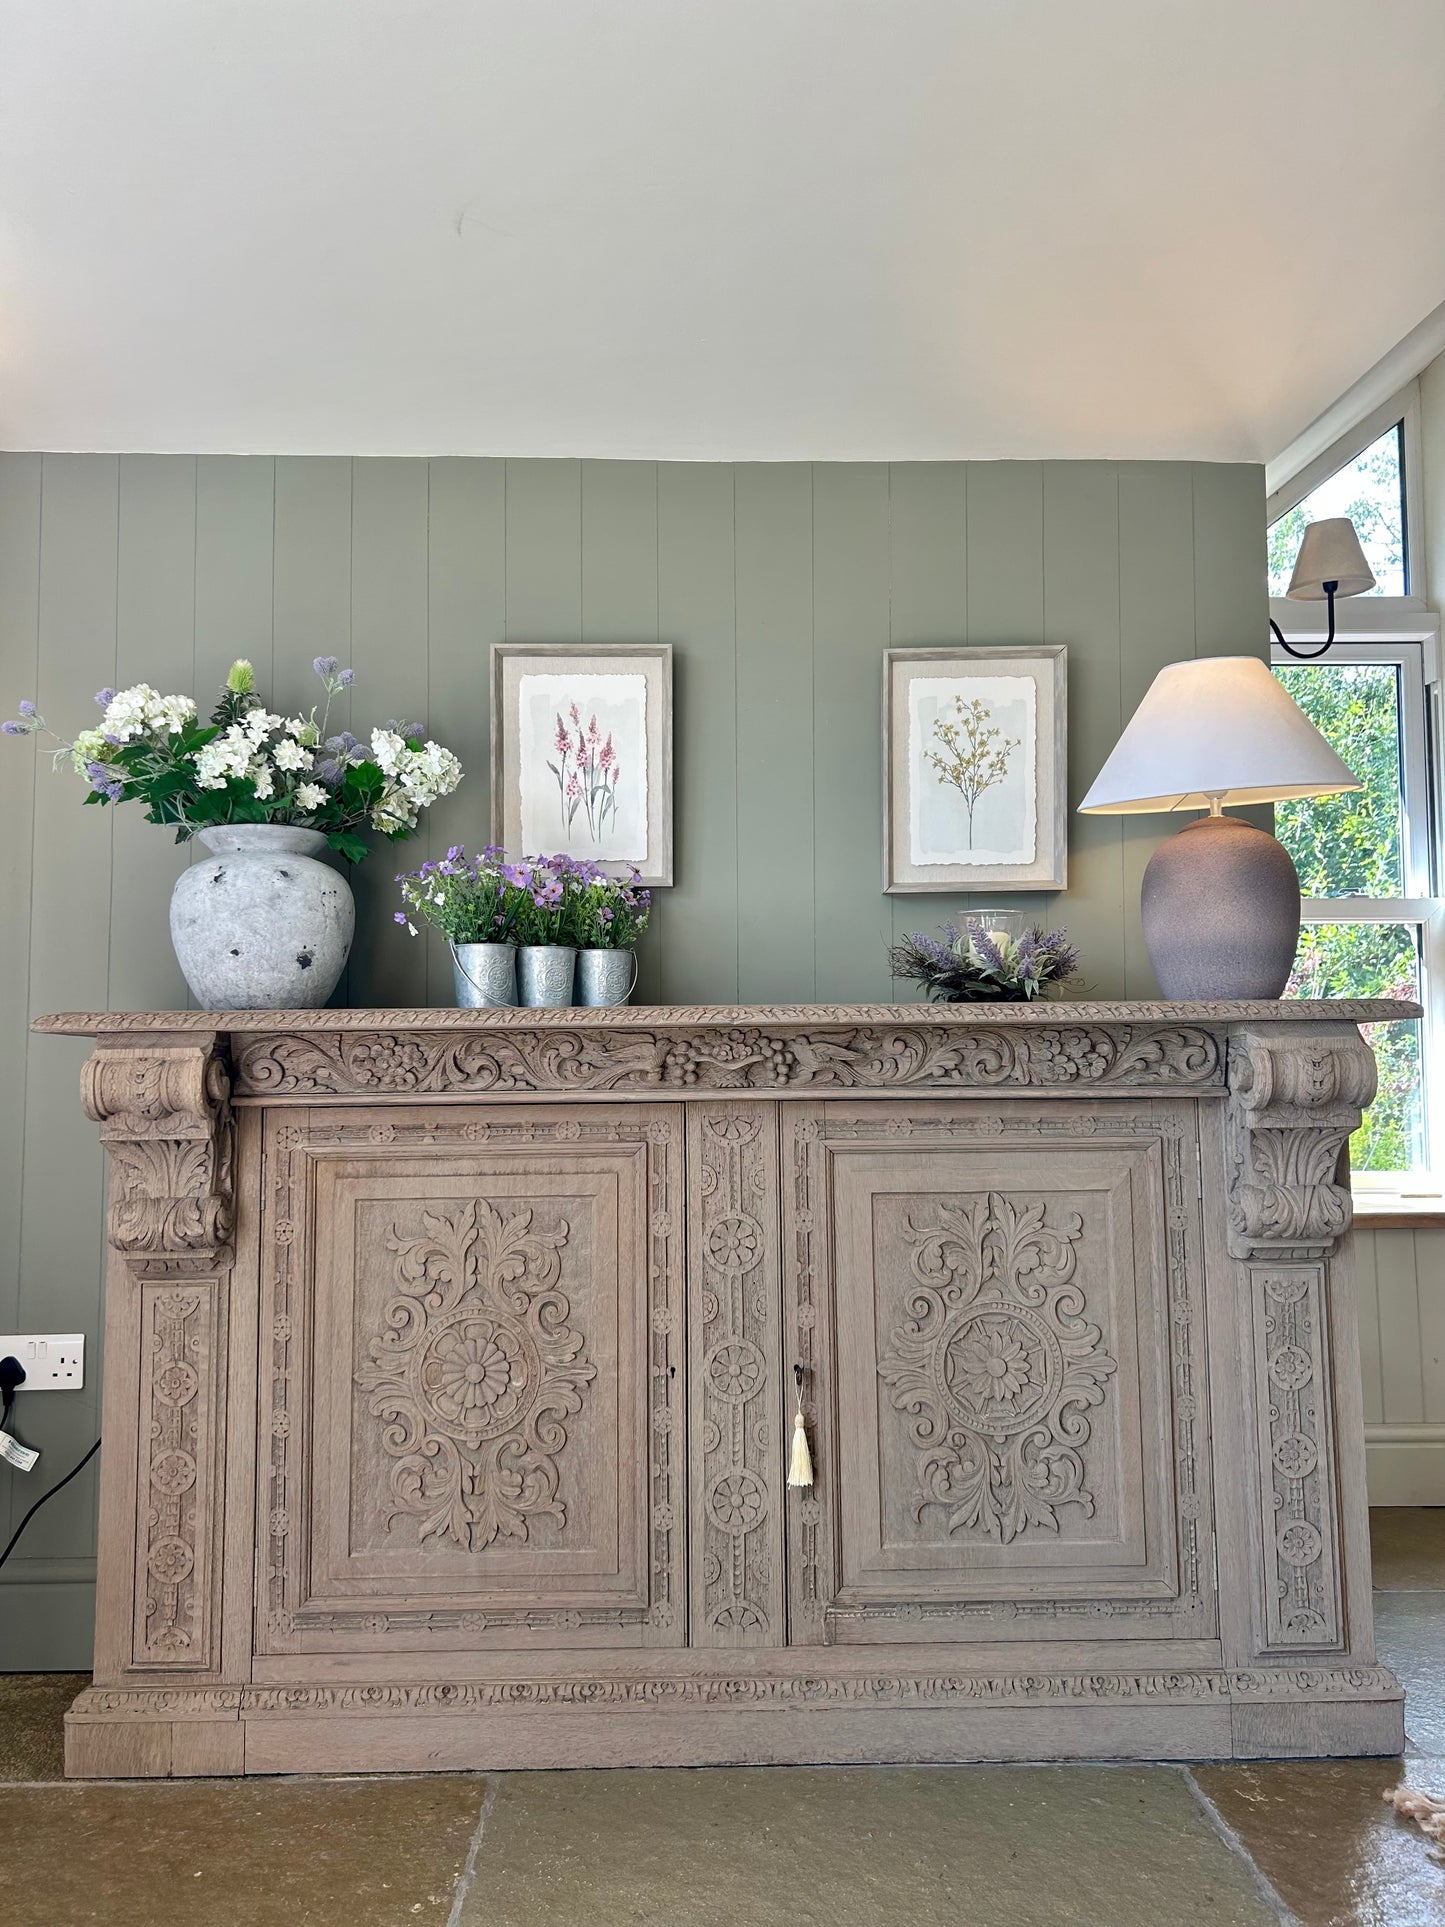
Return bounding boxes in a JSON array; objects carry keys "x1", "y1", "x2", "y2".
[
  {"x1": 1270, "y1": 644, "x2": 1442, "y2": 1200},
  {"x1": 1268, "y1": 423, "x2": 1408, "y2": 598}
]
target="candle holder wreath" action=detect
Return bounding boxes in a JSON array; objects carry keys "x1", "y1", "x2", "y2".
[
  {"x1": 889, "y1": 912, "x2": 1080, "y2": 1003},
  {"x1": 4, "y1": 657, "x2": 462, "y2": 1008}
]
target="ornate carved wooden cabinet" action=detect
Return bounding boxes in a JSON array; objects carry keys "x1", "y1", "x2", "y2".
[{"x1": 38, "y1": 1001, "x2": 1412, "y2": 1776}]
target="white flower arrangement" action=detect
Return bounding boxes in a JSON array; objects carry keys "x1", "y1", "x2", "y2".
[{"x1": 4, "y1": 656, "x2": 463, "y2": 864}]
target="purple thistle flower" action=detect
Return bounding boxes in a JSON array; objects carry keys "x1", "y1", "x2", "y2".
[
  {"x1": 337, "y1": 668, "x2": 356, "y2": 688},
  {"x1": 313, "y1": 655, "x2": 341, "y2": 680},
  {"x1": 2, "y1": 720, "x2": 24, "y2": 735},
  {"x1": 389, "y1": 718, "x2": 424, "y2": 743},
  {"x1": 105, "y1": 781, "x2": 124, "y2": 801},
  {"x1": 18, "y1": 699, "x2": 36, "y2": 717},
  {"x1": 94, "y1": 688, "x2": 115, "y2": 708}
]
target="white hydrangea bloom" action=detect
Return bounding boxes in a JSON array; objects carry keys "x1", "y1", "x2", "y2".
[
  {"x1": 100, "y1": 684, "x2": 197, "y2": 743},
  {"x1": 249, "y1": 758, "x2": 275, "y2": 801},
  {"x1": 154, "y1": 693, "x2": 197, "y2": 735},
  {"x1": 272, "y1": 737, "x2": 313, "y2": 772},
  {"x1": 370, "y1": 728, "x2": 406, "y2": 776},
  {"x1": 70, "y1": 727, "x2": 109, "y2": 773},
  {"x1": 295, "y1": 782, "x2": 328, "y2": 811},
  {"x1": 242, "y1": 708, "x2": 282, "y2": 743},
  {"x1": 192, "y1": 722, "x2": 257, "y2": 790}
]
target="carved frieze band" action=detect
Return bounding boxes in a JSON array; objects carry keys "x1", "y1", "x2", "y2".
[
  {"x1": 83, "y1": 1039, "x2": 234, "y2": 1276},
  {"x1": 133, "y1": 1281, "x2": 220, "y2": 1668},
  {"x1": 233, "y1": 1023, "x2": 1222, "y2": 1100},
  {"x1": 688, "y1": 1107, "x2": 783, "y2": 1647},
  {"x1": 1225, "y1": 1026, "x2": 1376, "y2": 1262},
  {"x1": 1249, "y1": 1265, "x2": 1343, "y2": 1651}
]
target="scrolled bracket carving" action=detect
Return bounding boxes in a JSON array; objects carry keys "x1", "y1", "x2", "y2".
[
  {"x1": 83, "y1": 1036, "x2": 235, "y2": 1277},
  {"x1": 1225, "y1": 1025, "x2": 1376, "y2": 1262}
]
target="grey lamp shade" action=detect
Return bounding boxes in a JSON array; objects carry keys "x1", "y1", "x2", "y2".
[
  {"x1": 1286, "y1": 517, "x2": 1376, "y2": 600},
  {"x1": 1078, "y1": 654, "x2": 1360, "y2": 815}
]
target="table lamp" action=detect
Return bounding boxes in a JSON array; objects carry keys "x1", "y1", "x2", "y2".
[{"x1": 1078, "y1": 655, "x2": 1360, "y2": 1000}]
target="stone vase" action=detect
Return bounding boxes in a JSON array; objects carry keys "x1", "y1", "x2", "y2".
[
  {"x1": 450, "y1": 942, "x2": 517, "y2": 1008},
  {"x1": 576, "y1": 947, "x2": 638, "y2": 1007},
  {"x1": 517, "y1": 944, "x2": 576, "y2": 1008},
  {"x1": 170, "y1": 825, "x2": 354, "y2": 1009}
]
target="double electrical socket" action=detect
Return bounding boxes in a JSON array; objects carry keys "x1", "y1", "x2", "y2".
[{"x1": 0, "y1": 1334, "x2": 85, "y2": 1390}]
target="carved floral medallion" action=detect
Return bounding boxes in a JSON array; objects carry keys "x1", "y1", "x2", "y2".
[
  {"x1": 355, "y1": 1198, "x2": 595, "y2": 1552},
  {"x1": 878, "y1": 1192, "x2": 1117, "y2": 1543}
]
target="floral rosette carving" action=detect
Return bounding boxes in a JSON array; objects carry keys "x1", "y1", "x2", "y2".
[
  {"x1": 879, "y1": 1192, "x2": 1117, "y2": 1543},
  {"x1": 356, "y1": 1198, "x2": 595, "y2": 1552}
]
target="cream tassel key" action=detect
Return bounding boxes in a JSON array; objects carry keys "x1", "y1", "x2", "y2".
[{"x1": 787, "y1": 1362, "x2": 814, "y2": 1489}]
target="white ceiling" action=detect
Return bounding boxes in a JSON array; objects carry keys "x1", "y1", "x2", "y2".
[{"x1": 3, "y1": 0, "x2": 1444, "y2": 462}]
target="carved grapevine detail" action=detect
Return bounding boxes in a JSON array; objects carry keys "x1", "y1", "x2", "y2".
[
  {"x1": 879, "y1": 1193, "x2": 1117, "y2": 1543},
  {"x1": 355, "y1": 1199, "x2": 596, "y2": 1552}
]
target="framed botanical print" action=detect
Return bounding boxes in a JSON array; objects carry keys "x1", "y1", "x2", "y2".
[
  {"x1": 883, "y1": 645, "x2": 1067, "y2": 892},
  {"x1": 490, "y1": 643, "x2": 673, "y2": 886}
]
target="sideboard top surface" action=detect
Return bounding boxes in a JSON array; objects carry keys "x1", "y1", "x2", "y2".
[{"x1": 31, "y1": 998, "x2": 1421, "y2": 1037}]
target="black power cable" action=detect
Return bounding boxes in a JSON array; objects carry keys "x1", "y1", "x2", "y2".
[{"x1": 0, "y1": 1352, "x2": 101, "y2": 1572}]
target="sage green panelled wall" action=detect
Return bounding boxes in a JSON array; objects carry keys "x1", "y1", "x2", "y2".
[{"x1": 0, "y1": 453, "x2": 1265, "y2": 1668}]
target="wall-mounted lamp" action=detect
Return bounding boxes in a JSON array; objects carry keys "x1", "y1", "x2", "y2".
[{"x1": 1270, "y1": 517, "x2": 1375, "y2": 660}]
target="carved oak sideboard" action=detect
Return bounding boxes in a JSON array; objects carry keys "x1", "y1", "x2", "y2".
[{"x1": 34, "y1": 999, "x2": 1416, "y2": 1777}]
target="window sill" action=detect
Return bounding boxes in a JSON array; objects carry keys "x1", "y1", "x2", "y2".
[{"x1": 1355, "y1": 1208, "x2": 1445, "y2": 1231}]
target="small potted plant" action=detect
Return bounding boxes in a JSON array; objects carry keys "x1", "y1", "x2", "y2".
[
  {"x1": 5, "y1": 657, "x2": 462, "y2": 1009},
  {"x1": 572, "y1": 865, "x2": 651, "y2": 1006},
  {"x1": 889, "y1": 914, "x2": 1079, "y2": 1002},
  {"x1": 395, "y1": 845, "x2": 519, "y2": 1006},
  {"x1": 503, "y1": 855, "x2": 583, "y2": 1007}
]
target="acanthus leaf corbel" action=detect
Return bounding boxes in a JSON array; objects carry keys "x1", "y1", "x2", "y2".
[
  {"x1": 1224, "y1": 1023, "x2": 1376, "y2": 1262},
  {"x1": 82, "y1": 1034, "x2": 235, "y2": 1276}
]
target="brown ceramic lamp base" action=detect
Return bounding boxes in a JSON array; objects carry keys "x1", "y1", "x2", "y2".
[{"x1": 1141, "y1": 813, "x2": 1302, "y2": 1000}]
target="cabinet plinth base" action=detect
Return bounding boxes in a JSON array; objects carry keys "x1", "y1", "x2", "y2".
[{"x1": 63, "y1": 1664, "x2": 1405, "y2": 1778}]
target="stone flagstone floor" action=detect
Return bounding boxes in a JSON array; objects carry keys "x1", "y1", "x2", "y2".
[{"x1": 0, "y1": 1510, "x2": 1441, "y2": 1927}]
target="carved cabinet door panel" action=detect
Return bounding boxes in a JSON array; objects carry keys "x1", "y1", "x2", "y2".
[
  {"x1": 783, "y1": 1102, "x2": 1214, "y2": 1645},
  {"x1": 257, "y1": 1105, "x2": 683, "y2": 1653}
]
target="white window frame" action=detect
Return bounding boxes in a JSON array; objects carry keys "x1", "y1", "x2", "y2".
[
  {"x1": 1269, "y1": 630, "x2": 1445, "y2": 1209},
  {"x1": 1266, "y1": 378, "x2": 1426, "y2": 606}
]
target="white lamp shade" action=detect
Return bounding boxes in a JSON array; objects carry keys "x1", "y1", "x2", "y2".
[
  {"x1": 1078, "y1": 654, "x2": 1361, "y2": 814},
  {"x1": 1286, "y1": 517, "x2": 1376, "y2": 600}
]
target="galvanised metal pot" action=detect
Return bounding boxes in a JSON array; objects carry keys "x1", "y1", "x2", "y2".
[
  {"x1": 449, "y1": 942, "x2": 517, "y2": 1008},
  {"x1": 517, "y1": 944, "x2": 576, "y2": 1008},
  {"x1": 576, "y1": 947, "x2": 638, "y2": 1007}
]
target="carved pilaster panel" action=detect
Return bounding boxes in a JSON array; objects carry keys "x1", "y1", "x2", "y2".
[
  {"x1": 83, "y1": 1038, "x2": 234, "y2": 1275},
  {"x1": 1248, "y1": 1265, "x2": 1343, "y2": 1651},
  {"x1": 687, "y1": 1106, "x2": 784, "y2": 1647},
  {"x1": 1225, "y1": 1025, "x2": 1376, "y2": 1262},
  {"x1": 133, "y1": 1281, "x2": 221, "y2": 1668}
]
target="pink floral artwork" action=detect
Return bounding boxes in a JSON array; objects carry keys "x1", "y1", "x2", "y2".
[{"x1": 516, "y1": 672, "x2": 648, "y2": 862}]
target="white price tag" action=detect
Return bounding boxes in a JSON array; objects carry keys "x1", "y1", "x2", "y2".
[{"x1": 0, "y1": 1427, "x2": 39, "y2": 1472}]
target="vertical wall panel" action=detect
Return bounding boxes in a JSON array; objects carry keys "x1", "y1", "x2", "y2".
[
  {"x1": 1117, "y1": 465, "x2": 1198, "y2": 998},
  {"x1": 194, "y1": 457, "x2": 275, "y2": 700},
  {"x1": 1417, "y1": 1230, "x2": 1445, "y2": 1425},
  {"x1": 349, "y1": 460, "x2": 431, "y2": 1007},
  {"x1": 580, "y1": 462, "x2": 663, "y2": 1002},
  {"x1": 17, "y1": 456, "x2": 118, "y2": 1567},
  {"x1": 425, "y1": 459, "x2": 506, "y2": 1002},
  {"x1": 1044, "y1": 462, "x2": 1124, "y2": 984},
  {"x1": 1193, "y1": 463, "x2": 1268, "y2": 655},
  {"x1": 1375, "y1": 1228, "x2": 1426, "y2": 1423},
  {"x1": 812, "y1": 464, "x2": 894, "y2": 1001},
  {"x1": 734, "y1": 465, "x2": 815, "y2": 1002},
  {"x1": 886, "y1": 463, "x2": 968, "y2": 977},
  {"x1": 1354, "y1": 1228, "x2": 1385, "y2": 1428},
  {"x1": 658, "y1": 464, "x2": 738, "y2": 1004},
  {"x1": 110, "y1": 456, "x2": 195, "y2": 1013},
  {"x1": 505, "y1": 459, "x2": 583, "y2": 643}
]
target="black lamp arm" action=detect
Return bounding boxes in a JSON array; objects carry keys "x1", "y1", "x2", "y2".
[{"x1": 1272, "y1": 581, "x2": 1339, "y2": 661}]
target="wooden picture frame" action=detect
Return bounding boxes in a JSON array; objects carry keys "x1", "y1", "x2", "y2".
[
  {"x1": 490, "y1": 643, "x2": 673, "y2": 887},
  {"x1": 883, "y1": 645, "x2": 1068, "y2": 893}
]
